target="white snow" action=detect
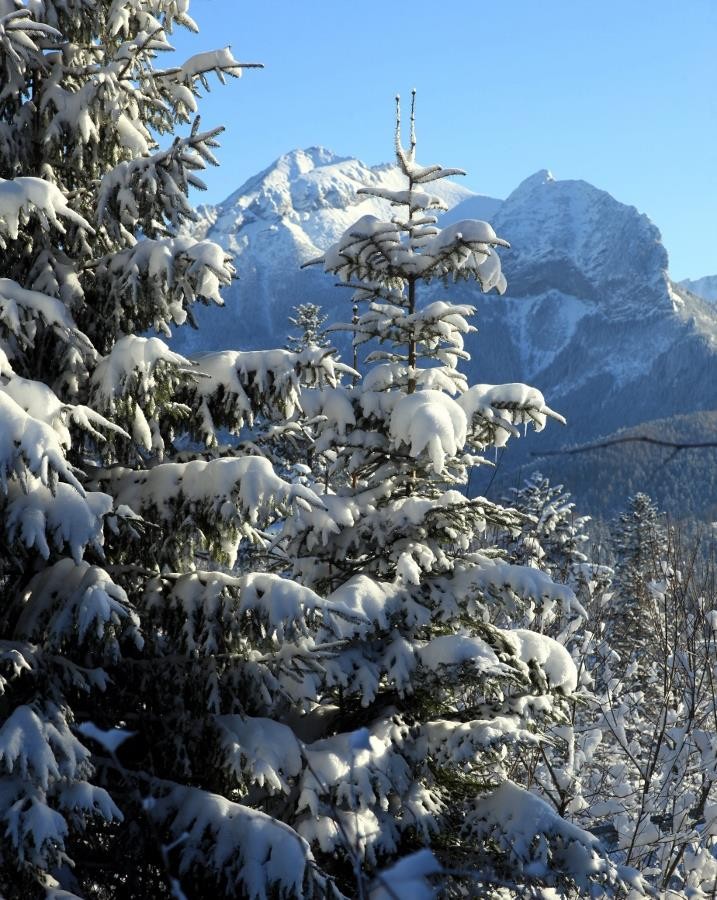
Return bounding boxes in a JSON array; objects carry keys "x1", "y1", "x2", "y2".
[
  {"x1": 6, "y1": 480, "x2": 112, "y2": 563},
  {"x1": 0, "y1": 176, "x2": 91, "y2": 244},
  {"x1": 17, "y1": 558, "x2": 142, "y2": 652},
  {"x1": 75, "y1": 722, "x2": 135, "y2": 755},
  {"x1": 154, "y1": 784, "x2": 319, "y2": 898},
  {"x1": 389, "y1": 390, "x2": 467, "y2": 474},
  {"x1": 91, "y1": 335, "x2": 191, "y2": 404},
  {"x1": 216, "y1": 715, "x2": 302, "y2": 794},
  {"x1": 369, "y1": 849, "x2": 442, "y2": 900},
  {"x1": 417, "y1": 632, "x2": 503, "y2": 674},
  {"x1": 508, "y1": 628, "x2": 578, "y2": 693}
]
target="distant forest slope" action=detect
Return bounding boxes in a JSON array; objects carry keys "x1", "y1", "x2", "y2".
[{"x1": 476, "y1": 410, "x2": 717, "y2": 522}]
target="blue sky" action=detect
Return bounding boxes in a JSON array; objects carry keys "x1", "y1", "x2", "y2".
[{"x1": 171, "y1": 0, "x2": 716, "y2": 280}]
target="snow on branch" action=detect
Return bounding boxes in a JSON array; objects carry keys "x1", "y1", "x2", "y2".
[
  {"x1": 93, "y1": 456, "x2": 325, "y2": 565},
  {"x1": 94, "y1": 236, "x2": 234, "y2": 337},
  {"x1": 369, "y1": 849, "x2": 441, "y2": 900},
  {"x1": 169, "y1": 47, "x2": 245, "y2": 86},
  {"x1": 151, "y1": 782, "x2": 339, "y2": 899},
  {"x1": 0, "y1": 641, "x2": 37, "y2": 694},
  {"x1": 154, "y1": 49, "x2": 262, "y2": 124},
  {"x1": 216, "y1": 715, "x2": 302, "y2": 795},
  {"x1": 144, "y1": 568, "x2": 366, "y2": 658},
  {"x1": 357, "y1": 186, "x2": 448, "y2": 211},
  {"x1": 107, "y1": 0, "x2": 198, "y2": 39},
  {"x1": 0, "y1": 390, "x2": 86, "y2": 494},
  {"x1": 90, "y1": 335, "x2": 194, "y2": 457},
  {"x1": 307, "y1": 212, "x2": 509, "y2": 289},
  {"x1": 5, "y1": 480, "x2": 112, "y2": 563},
  {"x1": 389, "y1": 390, "x2": 467, "y2": 474},
  {"x1": 418, "y1": 715, "x2": 541, "y2": 768},
  {"x1": 91, "y1": 335, "x2": 192, "y2": 407},
  {"x1": 0, "y1": 176, "x2": 91, "y2": 246},
  {"x1": 0, "y1": 277, "x2": 95, "y2": 364},
  {"x1": 188, "y1": 346, "x2": 348, "y2": 445},
  {"x1": 465, "y1": 780, "x2": 645, "y2": 895},
  {"x1": 91, "y1": 339, "x2": 351, "y2": 458},
  {"x1": 0, "y1": 10, "x2": 59, "y2": 103},
  {"x1": 297, "y1": 717, "x2": 437, "y2": 862},
  {"x1": 351, "y1": 300, "x2": 475, "y2": 375},
  {"x1": 2, "y1": 374, "x2": 129, "y2": 448},
  {"x1": 0, "y1": 702, "x2": 121, "y2": 873},
  {"x1": 459, "y1": 382, "x2": 565, "y2": 449},
  {"x1": 16, "y1": 558, "x2": 142, "y2": 659},
  {"x1": 97, "y1": 122, "x2": 224, "y2": 238},
  {"x1": 452, "y1": 557, "x2": 584, "y2": 627}
]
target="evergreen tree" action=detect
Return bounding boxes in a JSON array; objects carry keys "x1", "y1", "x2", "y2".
[
  {"x1": 286, "y1": 302, "x2": 330, "y2": 353},
  {"x1": 501, "y1": 472, "x2": 590, "y2": 583},
  {"x1": 279, "y1": 93, "x2": 641, "y2": 896},
  {"x1": 607, "y1": 492, "x2": 667, "y2": 678},
  {"x1": 0, "y1": 4, "x2": 346, "y2": 896}
]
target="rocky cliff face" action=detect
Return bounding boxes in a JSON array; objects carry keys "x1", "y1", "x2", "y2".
[
  {"x1": 458, "y1": 171, "x2": 717, "y2": 456},
  {"x1": 174, "y1": 147, "x2": 717, "y2": 471}
]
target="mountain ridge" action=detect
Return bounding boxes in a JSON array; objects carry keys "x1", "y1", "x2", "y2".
[
  {"x1": 173, "y1": 147, "x2": 717, "y2": 504},
  {"x1": 679, "y1": 274, "x2": 717, "y2": 303}
]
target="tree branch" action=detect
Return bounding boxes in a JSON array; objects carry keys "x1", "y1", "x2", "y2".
[{"x1": 533, "y1": 434, "x2": 717, "y2": 457}]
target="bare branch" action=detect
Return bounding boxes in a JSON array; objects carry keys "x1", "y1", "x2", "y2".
[{"x1": 533, "y1": 434, "x2": 717, "y2": 457}]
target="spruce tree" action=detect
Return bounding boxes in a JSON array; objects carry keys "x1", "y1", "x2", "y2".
[
  {"x1": 280, "y1": 93, "x2": 642, "y2": 896},
  {"x1": 607, "y1": 492, "x2": 667, "y2": 678},
  {"x1": 286, "y1": 302, "x2": 330, "y2": 353},
  {"x1": 501, "y1": 472, "x2": 590, "y2": 583},
  {"x1": 0, "y1": 4, "x2": 345, "y2": 896}
]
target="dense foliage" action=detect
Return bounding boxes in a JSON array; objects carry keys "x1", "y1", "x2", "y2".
[{"x1": 0, "y1": 3, "x2": 715, "y2": 899}]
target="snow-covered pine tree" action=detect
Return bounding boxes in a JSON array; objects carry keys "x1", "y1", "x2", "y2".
[
  {"x1": 501, "y1": 472, "x2": 590, "y2": 582},
  {"x1": 286, "y1": 302, "x2": 330, "y2": 353},
  {"x1": 496, "y1": 470, "x2": 611, "y2": 655},
  {"x1": 607, "y1": 492, "x2": 668, "y2": 679},
  {"x1": 0, "y1": 4, "x2": 352, "y2": 896},
  {"x1": 264, "y1": 93, "x2": 644, "y2": 896}
]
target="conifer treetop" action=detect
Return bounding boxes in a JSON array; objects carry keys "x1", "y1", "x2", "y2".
[{"x1": 306, "y1": 92, "x2": 509, "y2": 294}]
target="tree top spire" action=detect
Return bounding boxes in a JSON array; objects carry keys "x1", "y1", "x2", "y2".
[{"x1": 394, "y1": 90, "x2": 418, "y2": 169}]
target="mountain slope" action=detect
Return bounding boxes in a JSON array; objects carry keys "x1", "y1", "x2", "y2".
[
  {"x1": 455, "y1": 172, "x2": 717, "y2": 455},
  {"x1": 481, "y1": 410, "x2": 717, "y2": 523}
]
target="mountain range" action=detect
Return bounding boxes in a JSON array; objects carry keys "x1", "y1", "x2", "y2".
[{"x1": 174, "y1": 147, "x2": 717, "y2": 520}]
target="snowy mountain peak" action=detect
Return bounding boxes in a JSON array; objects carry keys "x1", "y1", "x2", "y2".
[
  {"x1": 191, "y1": 147, "x2": 480, "y2": 263},
  {"x1": 495, "y1": 172, "x2": 671, "y2": 319},
  {"x1": 511, "y1": 169, "x2": 557, "y2": 195}
]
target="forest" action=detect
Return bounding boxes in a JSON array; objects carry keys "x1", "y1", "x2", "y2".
[{"x1": 0, "y1": 2, "x2": 715, "y2": 898}]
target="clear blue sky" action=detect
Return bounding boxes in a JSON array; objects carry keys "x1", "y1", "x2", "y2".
[{"x1": 170, "y1": 0, "x2": 716, "y2": 280}]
